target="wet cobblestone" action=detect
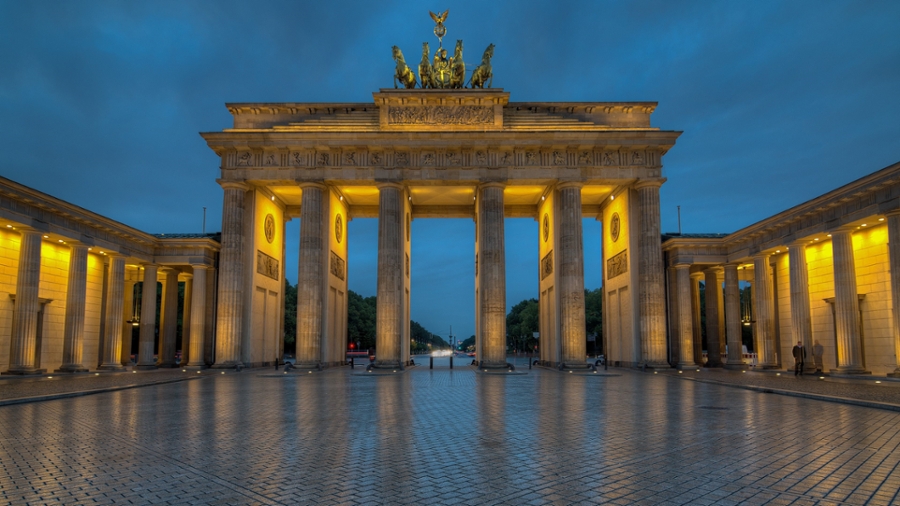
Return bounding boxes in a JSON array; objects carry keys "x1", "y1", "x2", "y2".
[{"x1": 0, "y1": 365, "x2": 898, "y2": 504}]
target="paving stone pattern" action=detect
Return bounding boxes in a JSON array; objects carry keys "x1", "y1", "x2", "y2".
[{"x1": 1, "y1": 366, "x2": 899, "y2": 505}]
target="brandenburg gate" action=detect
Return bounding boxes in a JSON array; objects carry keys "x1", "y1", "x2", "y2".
[{"x1": 201, "y1": 87, "x2": 680, "y2": 370}]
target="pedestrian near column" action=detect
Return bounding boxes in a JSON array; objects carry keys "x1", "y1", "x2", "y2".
[
  {"x1": 792, "y1": 341, "x2": 806, "y2": 376},
  {"x1": 813, "y1": 340, "x2": 824, "y2": 374}
]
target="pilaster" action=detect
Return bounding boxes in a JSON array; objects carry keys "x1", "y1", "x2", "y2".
[{"x1": 887, "y1": 211, "x2": 900, "y2": 377}]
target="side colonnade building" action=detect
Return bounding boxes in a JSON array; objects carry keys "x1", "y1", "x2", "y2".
[
  {"x1": 0, "y1": 177, "x2": 220, "y2": 374},
  {"x1": 663, "y1": 161, "x2": 900, "y2": 376}
]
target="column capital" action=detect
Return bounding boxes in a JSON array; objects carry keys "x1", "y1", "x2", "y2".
[
  {"x1": 788, "y1": 238, "x2": 810, "y2": 248},
  {"x1": 477, "y1": 182, "x2": 506, "y2": 191},
  {"x1": 298, "y1": 182, "x2": 327, "y2": 191},
  {"x1": 703, "y1": 266, "x2": 723, "y2": 275},
  {"x1": 829, "y1": 227, "x2": 856, "y2": 237},
  {"x1": 375, "y1": 182, "x2": 403, "y2": 191},
  {"x1": 189, "y1": 263, "x2": 210, "y2": 270},
  {"x1": 556, "y1": 181, "x2": 583, "y2": 191},
  {"x1": 724, "y1": 262, "x2": 741, "y2": 270},
  {"x1": 16, "y1": 227, "x2": 42, "y2": 237},
  {"x1": 690, "y1": 271, "x2": 704, "y2": 280},
  {"x1": 884, "y1": 209, "x2": 900, "y2": 217},
  {"x1": 674, "y1": 263, "x2": 692, "y2": 271},
  {"x1": 633, "y1": 178, "x2": 666, "y2": 190},
  {"x1": 752, "y1": 252, "x2": 771, "y2": 260},
  {"x1": 217, "y1": 180, "x2": 249, "y2": 191}
]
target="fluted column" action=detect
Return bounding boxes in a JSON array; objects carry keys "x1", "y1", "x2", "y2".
[
  {"x1": 187, "y1": 265, "x2": 209, "y2": 367},
  {"x1": 6, "y1": 229, "x2": 44, "y2": 374},
  {"x1": 375, "y1": 183, "x2": 403, "y2": 368},
  {"x1": 724, "y1": 263, "x2": 744, "y2": 367},
  {"x1": 213, "y1": 181, "x2": 248, "y2": 368},
  {"x1": 157, "y1": 268, "x2": 178, "y2": 367},
  {"x1": 635, "y1": 180, "x2": 668, "y2": 367},
  {"x1": 57, "y1": 244, "x2": 89, "y2": 372},
  {"x1": 704, "y1": 268, "x2": 723, "y2": 367},
  {"x1": 831, "y1": 230, "x2": 867, "y2": 373},
  {"x1": 788, "y1": 240, "x2": 814, "y2": 372},
  {"x1": 136, "y1": 263, "x2": 159, "y2": 369},
  {"x1": 753, "y1": 254, "x2": 777, "y2": 368},
  {"x1": 296, "y1": 183, "x2": 326, "y2": 367},
  {"x1": 557, "y1": 182, "x2": 587, "y2": 368},
  {"x1": 887, "y1": 212, "x2": 900, "y2": 377},
  {"x1": 675, "y1": 264, "x2": 695, "y2": 369},
  {"x1": 181, "y1": 273, "x2": 193, "y2": 366},
  {"x1": 120, "y1": 277, "x2": 135, "y2": 366},
  {"x1": 690, "y1": 272, "x2": 703, "y2": 365},
  {"x1": 666, "y1": 265, "x2": 679, "y2": 365},
  {"x1": 478, "y1": 183, "x2": 507, "y2": 368},
  {"x1": 98, "y1": 255, "x2": 126, "y2": 371}
]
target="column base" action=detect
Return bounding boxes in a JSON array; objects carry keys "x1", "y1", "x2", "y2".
[
  {"x1": 723, "y1": 362, "x2": 747, "y2": 370},
  {"x1": 184, "y1": 364, "x2": 209, "y2": 370},
  {"x1": 156, "y1": 362, "x2": 178, "y2": 368},
  {"x1": 3, "y1": 368, "x2": 46, "y2": 375},
  {"x1": 211, "y1": 361, "x2": 244, "y2": 369},
  {"x1": 97, "y1": 364, "x2": 127, "y2": 372},
  {"x1": 479, "y1": 360, "x2": 510, "y2": 370},
  {"x1": 642, "y1": 360, "x2": 670, "y2": 369},
  {"x1": 676, "y1": 362, "x2": 699, "y2": 371},
  {"x1": 134, "y1": 364, "x2": 158, "y2": 371},
  {"x1": 704, "y1": 358, "x2": 724, "y2": 368},
  {"x1": 55, "y1": 365, "x2": 89, "y2": 373},
  {"x1": 371, "y1": 361, "x2": 403, "y2": 370},
  {"x1": 834, "y1": 367, "x2": 871, "y2": 375},
  {"x1": 886, "y1": 369, "x2": 900, "y2": 378},
  {"x1": 759, "y1": 364, "x2": 781, "y2": 370}
]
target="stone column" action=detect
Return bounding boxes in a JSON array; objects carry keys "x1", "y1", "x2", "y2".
[
  {"x1": 181, "y1": 273, "x2": 193, "y2": 366},
  {"x1": 788, "y1": 240, "x2": 814, "y2": 372},
  {"x1": 704, "y1": 268, "x2": 723, "y2": 367},
  {"x1": 57, "y1": 243, "x2": 89, "y2": 372},
  {"x1": 98, "y1": 255, "x2": 126, "y2": 370},
  {"x1": 296, "y1": 183, "x2": 325, "y2": 367},
  {"x1": 478, "y1": 183, "x2": 507, "y2": 368},
  {"x1": 831, "y1": 230, "x2": 867, "y2": 373},
  {"x1": 690, "y1": 272, "x2": 703, "y2": 365},
  {"x1": 887, "y1": 212, "x2": 900, "y2": 377},
  {"x1": 375, "y1": 183, "x2": 403, "y2": 368},
  {"x1": 213, "y1": 181, "x2": 248, "y2": 368},
  {"x1": 187, "y1": 265, "x2": 208, "y2": 368},
  {"x1": 666, "y1": 265, "x2": 679, "y2": 365},
  {"x1": 157, "y1": 268, "x2": 179, "y2": 367},
  {"x1": 753, "y1": 254, "x2": 777, "y2": 368},
  {"x1": 675, "y1": 264, "x2": 696, "y2": 369},
  {"x1": 635, "y1": 180, "x2": 668, "y2": 367},
  {"x1": 136, "y1": 263, "x2": 159, "y2": 370},
  {"x1": 6, "y1": 229, "x2": 44, "y2": 374},
  {"x1": 724, "y1": 263, "x2": 744, "y2": 368},
  {"x1": 557, "y1": 182, "x2": 588, "y2": 368},
  {"x1": 120, "y1": 276, "x2": 135, "y2": 366}
]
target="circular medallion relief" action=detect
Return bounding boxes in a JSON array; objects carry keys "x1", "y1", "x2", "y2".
[
  {"x1": 610, "y1": 212, "x2": 621, "y2": 242},
  {"x1": 542, "y1": 214, "x2": 550, "y2": 242},
  {"x1": 264, "y1": 214, "x2": 275, "y2": 243},
  {"x1": 335, "y1": 214, "x2": 343, "y2": 243}
]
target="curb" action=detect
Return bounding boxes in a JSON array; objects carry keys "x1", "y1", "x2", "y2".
[
  {"x1": 0, "y1": 375, "x2": 204, "y2": 407},
  {"x1": 679, "y1": 376, "x2": 900, "y2": 413}
]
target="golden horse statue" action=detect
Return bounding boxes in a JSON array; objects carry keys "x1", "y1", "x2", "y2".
[
  {"x1": 418, "y1": 42, "x2": 434, "y2": 89},
  {"x1": 450, "y1": 40, "x2": 465, "y2": 89},
  {"x1": 470, "y1": 43, "x2": 495, "y2": 89},
  {"x1": 392, "y1": 46, "x2": 417, "y2": 89}
]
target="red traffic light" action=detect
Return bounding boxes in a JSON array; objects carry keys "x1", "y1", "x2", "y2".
[{"x1": 349, "y1": 343, "x2": 355, "y2": 350}]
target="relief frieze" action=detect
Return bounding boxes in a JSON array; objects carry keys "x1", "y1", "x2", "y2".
[
  {"x1": 387, "y1": 105, "x2": 493, "y2": 126},
  {"x1": 541, "y1": 250, "x2": 553, "y2": 280},
  {"x1": 607, "y1": 249, "x2": 628, "y2": 280},
  {"x1": 256, "y1": 250, "x2": 279, "y2": 281},
  {"x1": 329, "y1": 251, "x2": 345, "y2": 281}
]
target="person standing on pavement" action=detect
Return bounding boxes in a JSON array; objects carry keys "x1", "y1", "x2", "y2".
[
  {"x1": 792, "y1": 341, "x2": 806, "y2": 376},
  {"x1": 813, "y1": 340, "x2": 824, "y2": 374}
]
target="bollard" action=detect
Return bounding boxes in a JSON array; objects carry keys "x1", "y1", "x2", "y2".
[
  {"x1": 430, "y1": 356, "x2": 433, "y2": 369},
  {"x1": 450, "y1": 355, "x2": 453, "y2": 369},
  {"x1": 350, "y1": 357, "x2": 355, "y2": 369}
]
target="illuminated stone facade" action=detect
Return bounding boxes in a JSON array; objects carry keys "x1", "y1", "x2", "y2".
[
  {"x1": 202, "y1": 88, "x2": 679, "y2": 369},
  {"x1": 663, "y1": 161, "x2": 900, "y2": 376},
  {"x1": 0, "y1": 177, "x2": 220, "y2": 373}
]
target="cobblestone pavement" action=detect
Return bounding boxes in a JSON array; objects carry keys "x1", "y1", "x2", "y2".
[{"x1": 1, "y1": 365, "x2": 900, "y2": 505}]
